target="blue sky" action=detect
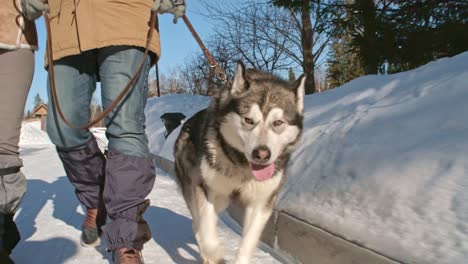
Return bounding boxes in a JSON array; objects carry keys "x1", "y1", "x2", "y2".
[{"x1": 25, "y1": 1, "x2": 212, "y2": 112}]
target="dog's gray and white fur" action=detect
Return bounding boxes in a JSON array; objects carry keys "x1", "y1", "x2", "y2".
[{"x1": 174, "y1": 62, "x2": 305, "y2": 264}]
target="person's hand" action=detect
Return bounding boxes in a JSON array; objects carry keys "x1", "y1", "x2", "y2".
[
  {"x1": 152, "y1": 0, "x2": 186, "y2": 24},
  {"x1": 21, "y1": 0, "x2": 48, "y2": 21}
]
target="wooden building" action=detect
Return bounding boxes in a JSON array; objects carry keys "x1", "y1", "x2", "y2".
[{"x1": 33, "y1": 103, "x2": 48, "y2": 131}]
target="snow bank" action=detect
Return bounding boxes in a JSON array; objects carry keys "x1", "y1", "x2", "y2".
[
  {"x1": 146, "y1": 94, "x2": 209, "y2": 160},
  {"x1": 19, "y1": 122, "x2": 109, "y2": 152},
  {"x1": 90, "y1": 127, "x2": 108, "y2": 152},
  {"x1": 278, "y1": 52, "x2": 468, "y2": 263},
  {"x1": 19, "y1": 120, "x2": 52, "y2": 146},
  {"x1": 144, "y1": 52, "x2": 468, "y2": 264}
]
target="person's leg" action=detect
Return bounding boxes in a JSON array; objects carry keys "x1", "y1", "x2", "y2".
[
  {"x1": 46, "y1": 51, "x2": 97, "y2": 150},
  {"x1": 98, "y1": 46, "x2": 155, "y2": 255},
  {"x1": 46, "y1": 51, "x2": 107, "y2": 245},
  {"x1": 0, "y1": 49, "x2": 34, "y2": 258}
]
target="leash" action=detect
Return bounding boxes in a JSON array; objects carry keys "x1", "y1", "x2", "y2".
[
  {"x1": 46, "y1": 10, "x2": 223, "y2": 128},
  {"x1": 156, "y1": 61, "x2": 161, "y2": 97},
  {"x1": 181, "y1": 15, "x2": 227, "y2": 83},
  {"x1": 45, "y1": 11, "x2": 158, "y2": 129}
]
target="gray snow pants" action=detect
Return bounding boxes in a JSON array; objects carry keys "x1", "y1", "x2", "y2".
[
  {"x1": 0, "y1": 49, "x2": 34, "y2": 253},
  {"x1": 47, "y1": 46, "x2": 156, "y2": 250}
]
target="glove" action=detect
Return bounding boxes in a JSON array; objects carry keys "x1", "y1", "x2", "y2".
[
  {"x1": 21, "y1": 0, "x2": 48, "y2": 21},
  {"x1": 152, "y1": 0, "x2": 186, "y2": 24}
]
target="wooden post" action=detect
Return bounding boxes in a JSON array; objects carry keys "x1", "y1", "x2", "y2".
[{"x1": 40, "y1": 114, "x2": 47, "y2": 131}]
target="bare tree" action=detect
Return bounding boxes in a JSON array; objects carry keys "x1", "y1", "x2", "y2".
[
  {"x1": 272, "y1": 0, "x2": 339, "y2": 94},
  {"x1": 200, "y1": 0, "x2": 338, "y2": 93},
  {"x1": 165, "y1": 68, "x2": 187, "y2": 94},
  {"x1": 314, "y1": 65, "x2": 328, "y2": 92},
  {"x1": 180, "y1": 56, "x2": 208, "y2": 95},
  {"x1": 147, "y1": 70, "x2": 159, "y2": 98},
  {"x1": 200, "y1": 1, "x2": 298, "y2": 74},
  {"x1": 90, "y1": 97, "x2": 104, "y2": 127},
  {"x1": 147, "y1": 70, "x2": 186, "y2": 96},
  {"x1": 179, "y1": 38, "x2": 237, "y2": 95}
]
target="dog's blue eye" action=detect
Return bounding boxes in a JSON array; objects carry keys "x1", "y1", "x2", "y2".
[
  {"x1": 244, "y1": 117, "x2": 254, "y2": 125},
  {"x1": 273, "y1": 120, "x2": 284, "y2": 127}
]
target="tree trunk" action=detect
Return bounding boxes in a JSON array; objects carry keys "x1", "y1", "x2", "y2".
[
  {"x1": 360, "y1": 0, "x2": 378, "y2": 74},
  {"x1": 301, "y1": 2, "x2": 316, "y2": 94}
]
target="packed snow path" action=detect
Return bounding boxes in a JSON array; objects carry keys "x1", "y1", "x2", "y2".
[{"x1": 12, "y1": 125, "x2": 280, "y2": 263}]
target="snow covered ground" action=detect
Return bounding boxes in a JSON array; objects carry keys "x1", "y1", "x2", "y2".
[
  {"x1": 13, "y1": 52, "x2": 468, "y2": 263},
  {"x1": 146, "y1": 52, "x2": 468, "y2": 264},
  {"x1": 19, "y1": 120, "x2": 51, "y2": 146},
  {"x1": 13, "y1": 122, "x2": 279, "y2": 263}
]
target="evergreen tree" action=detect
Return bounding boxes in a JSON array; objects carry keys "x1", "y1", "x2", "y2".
[
  {"x1": 353, "y1": 0, "x2": 378, "y2": 74},
  {"x1": 386, "y1": 0, "x2": 468, "y2": 71},
  {"x1": 337, "y1": 0, "x2": 467, "y2": 74},
  {"x1": 33, "y1": 93, "x2": 43, "y2": 110},
  {"x1": 327, "y1": 34, "x2": 364, "y2": 88}
]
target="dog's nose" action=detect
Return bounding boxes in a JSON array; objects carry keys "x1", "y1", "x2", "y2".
[{"x1": 252, "y1": 146, "x2": 271, "y2": 163}]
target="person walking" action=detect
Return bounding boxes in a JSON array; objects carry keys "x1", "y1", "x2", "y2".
[
  {"x1": 0, "y1": 0, "x2": 39, "y2": 263},
  {"x1": 20, "y1": 0, "x2": 185, "y2": 263}
]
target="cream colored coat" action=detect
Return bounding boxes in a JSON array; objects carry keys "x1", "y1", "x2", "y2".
[
  {"x1": 0, "y1": 0, "x2": 38, "y2": 50},
  {"x1": 47, "y1": 0, "x2": 161, "y2": 62}
]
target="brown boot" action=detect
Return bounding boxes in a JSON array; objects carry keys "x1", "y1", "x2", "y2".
[
  {"x1": 81, "y1": 208, "x2": 106, "y2": 247},
  {"x1": 84, "y1": 208, "x2": 98, "y2": 229},
  {"x1": 112, "y1": 248, "x2": 144, "y2": 264}
]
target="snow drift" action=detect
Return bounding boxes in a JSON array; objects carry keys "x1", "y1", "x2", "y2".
[
  {"x1": 145, "y1": 52, "x2": 468, "y2": 264},
  {"x1": 19, "y1": 120, "x2": 52, "y2": 146},
  {"x1": 145, "y1": 94, "x2": 209, "y2": 159},
  {"x1": 278, "y1": 52, "x2": 468, "y2": 264}
]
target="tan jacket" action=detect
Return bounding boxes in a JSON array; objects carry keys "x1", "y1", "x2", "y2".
[
  {"x1": 0, "y1": 0, "x2": 38, "y2": 50},
  {"x1": 47, "y1": 0, "x2": 161, "y2": 62}
]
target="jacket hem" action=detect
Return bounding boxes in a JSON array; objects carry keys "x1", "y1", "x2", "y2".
[
  {"x1": 47, "y1": 38, "x2": 160, "y2": 66},
  {"x1": 0, "y1": 43, "x2": 38, "y2": 51}
]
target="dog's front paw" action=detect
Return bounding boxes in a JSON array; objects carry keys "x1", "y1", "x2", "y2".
[
  {"x1": 202, "y1": 259, "x2": 224, "y2": 264},
  {"x1": 202, "y1": 253, "x2": 224, "y2": 264},
  {"x1": 200, "y1": 241, "x2": 224, "y2": 264},
  {"x1": 234, "y1": 255, "x2": 249, "y2": 264}
]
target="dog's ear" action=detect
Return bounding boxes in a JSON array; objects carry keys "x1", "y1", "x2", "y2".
[
  {"x1": 294, "y1": 75, "x2": 305, "y2": 114},
  {"x1": 231, "y1": 61, "x2": 249, "y2": 96}
]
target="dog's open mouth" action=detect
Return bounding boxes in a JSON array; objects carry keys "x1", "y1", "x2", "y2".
[{"x1": 250, "y1": 163, "x2": 275, "y2": 181}]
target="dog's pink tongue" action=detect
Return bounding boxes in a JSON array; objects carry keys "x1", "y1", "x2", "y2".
[{"x1": 250, "y1": 163, "x2": 275, "y2": 181}]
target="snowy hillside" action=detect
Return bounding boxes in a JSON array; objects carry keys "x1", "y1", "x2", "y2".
[
  {"x1": 277, "y1": 52, "x2": 468, "y2": 264},
  {"x1": 146, "y1": 52, "x2": 468, "y2": 263}
]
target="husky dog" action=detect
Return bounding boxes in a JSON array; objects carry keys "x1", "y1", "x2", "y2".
[{"x1": 174, "y1": 62, "x2": 305, "y2": 264}]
